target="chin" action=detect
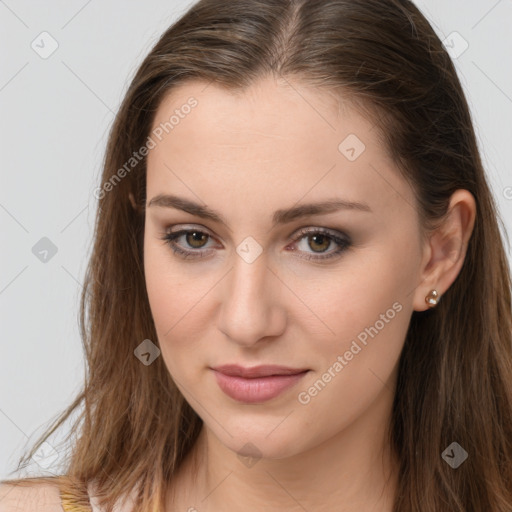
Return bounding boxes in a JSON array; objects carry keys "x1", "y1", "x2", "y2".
[{"x1": 208, "y1": 419, "x2": 308, "y2": 461}]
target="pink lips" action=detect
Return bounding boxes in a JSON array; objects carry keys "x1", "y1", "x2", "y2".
[{"x1": 211, "y1": 364, "x2": 309, "y2": 403}]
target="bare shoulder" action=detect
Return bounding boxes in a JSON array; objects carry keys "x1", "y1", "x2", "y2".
[{"x1": 0, "y1": 482, "x2": 63, "y2": 512}]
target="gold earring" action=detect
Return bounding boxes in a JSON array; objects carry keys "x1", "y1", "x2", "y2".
[{"x1": 425, "y1": 289, "x2": 440, "y2": 307}]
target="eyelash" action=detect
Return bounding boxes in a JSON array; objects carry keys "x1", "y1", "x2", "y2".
[{"x1": 159, "y1": 226, "x2": 351, "y2": 262}]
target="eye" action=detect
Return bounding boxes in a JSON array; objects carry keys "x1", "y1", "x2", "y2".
[
  {"x1": 159, "y1": 226, "x2": 351, "y2": 262},
  {"x1": 160, "y1": 227, "x2": 216, "y2": 260},
  {"x1": 287, "y1": 227, "x2": 351, "y2": 261}
]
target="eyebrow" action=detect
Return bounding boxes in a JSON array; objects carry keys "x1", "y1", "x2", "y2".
[{"x1": 147, "y1": 194, "x2": 372, "y2": 228}]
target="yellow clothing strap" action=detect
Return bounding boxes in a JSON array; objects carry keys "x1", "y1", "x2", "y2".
[{"x1": 60, "y1": 489, "x2": 93, "y2": 512}]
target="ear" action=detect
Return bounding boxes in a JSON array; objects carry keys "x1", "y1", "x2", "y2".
[
  {"x1": 413, "y1": 189, "x2": 476, "y2": 312},
  {"x1": 128, "y1": 191, "x2": 138, "y2": 210},
  {"x1": 128, "y1": 191, "x2": 145, "y2": 214}
]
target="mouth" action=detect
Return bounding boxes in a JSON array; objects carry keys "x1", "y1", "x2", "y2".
[{"x1": 210, "y1": 364, "x2": 310, "y2": 403}]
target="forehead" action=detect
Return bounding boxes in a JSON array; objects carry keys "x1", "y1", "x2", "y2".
[
  {"x1": 150, "y1": 76, "x2": 361, "y2": 149},
  {"x1": 145, "y1": 77, "x2": 415, "y2": 223}
]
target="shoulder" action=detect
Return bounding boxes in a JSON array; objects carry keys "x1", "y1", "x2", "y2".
[{"x1": 0, "y1": 482, "x2": 63, "y2": 512}]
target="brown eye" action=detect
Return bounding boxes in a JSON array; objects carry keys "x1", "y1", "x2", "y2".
[
  {"x1": 307, "y1": 233, "x2": 331, "y2": 253},
  {"x1": 161, "y1": 228, "x2": 215, "y2": 260},
  {"x1": 161, "y1": 226, "x2": 350, "y2": 263},
  {"x1": 290, "y1": 227, "x2": 351, "y2": 262},
  {"x1": 186, "y1": 231, "x2": 209, "y2": 249}
]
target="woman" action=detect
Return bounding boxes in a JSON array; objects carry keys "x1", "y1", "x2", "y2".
[{"x1": 1, "y1": 0, "x2": 511, "y2": 510}]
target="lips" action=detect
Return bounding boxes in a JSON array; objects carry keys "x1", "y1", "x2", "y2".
[
  {"x1": 211, "y1": 364, "x2": 309, "y2": 403},
  {"x1": 212, "y1": 364, "x2": 308, "y2": 378}
]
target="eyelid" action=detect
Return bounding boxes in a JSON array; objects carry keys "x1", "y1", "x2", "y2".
[
  {"x1": 165, "y1": 224, "x2": 348, "y2": 242},
  {"x1": 290, "y1": 225, "x2": 350, "y2": 241},
  {"x1": 161, "y1": 223, "x2": 351, "y2": 261}
]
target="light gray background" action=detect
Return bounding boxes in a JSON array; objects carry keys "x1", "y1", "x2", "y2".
[{"x1": 1, "y1": 0, "x2": 511, "y2": 480}]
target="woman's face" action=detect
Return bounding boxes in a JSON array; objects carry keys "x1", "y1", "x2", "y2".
[{"x1": 144, "y1": 76, "x2": 426, "y2": 460}]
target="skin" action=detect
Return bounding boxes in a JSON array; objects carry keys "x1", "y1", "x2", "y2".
[{"x1": 143, "y1": 75, "x2": 476, "y2": 511}]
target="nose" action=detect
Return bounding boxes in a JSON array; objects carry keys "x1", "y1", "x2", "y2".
[{"x1": 216, "y1": 252, "x2": 287, "y2": 347}]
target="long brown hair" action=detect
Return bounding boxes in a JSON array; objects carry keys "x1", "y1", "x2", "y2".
[{"x1": 3, "y1": 0, "x2": 512, "y2": 510}]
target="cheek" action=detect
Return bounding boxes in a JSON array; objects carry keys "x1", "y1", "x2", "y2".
[
  {"x1": 143, "y1": 225, "x2": 415, "y2": 378},
  {"x1": 144, "y1": 229, "x2": 192, "y2": 320},
  {"x1": 292, "y1": 260, "x2": 410, "y2": 441},
  {"x1": 144, "y1": 235, "x2": 217, "y2": 377},
  {"x1": 144, "y1": 237, "x2": 186, "y2": 360},
  {"x1": 293, "y1": 248, "x2": 414, "y2": 412},
  {"x1": 298, "y1": 250, "x2": 410, "y2": 347},
  {"x1": 144, "y1": 238, "x2": 172, "y2": 325}
]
